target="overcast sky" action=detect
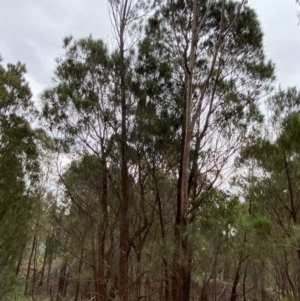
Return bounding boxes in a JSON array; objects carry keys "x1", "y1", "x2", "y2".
[{"x1": 1, "y1": 0, "x2": 299, "y2": 104}]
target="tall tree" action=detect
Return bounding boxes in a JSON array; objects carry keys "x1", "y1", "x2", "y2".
[
  {"x1": 41, "y1": 37, "x2": 118, "y2": 301},
  {"x1": 134, "y1": 1, "x2": 274, "y2": 299},
  {"x1": 0, "y1": 56, "x2": 40, "y2": 296},
  {"x1": 107, "y1": 1, "x2": 152, "y2": 299}
]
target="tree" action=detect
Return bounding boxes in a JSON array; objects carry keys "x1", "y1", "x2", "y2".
[
  {"x1": 41, "y1": 35, "x2": 154, "y2": 300},
  {"x1": 107, "y1": 1, "x2": 154, "y2": 299},
  {"x1": 238, "y1": 88, "x2": 300, "y2": 301},
  {"x1": 41, "y1": 37, "x2": 119, "y2": 301},
  {"x1": 0, "y1": 56, "x2": 40, "y2": 296},
  {"x1": 133, "y1": 1, "x2": 274, "y2": 299}
]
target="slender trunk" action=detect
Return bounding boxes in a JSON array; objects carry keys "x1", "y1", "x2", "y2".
[
  {"x1": 46, "y1": 253, "x2": 52, "y2": 295},
  {"x1": 280, "y1": 270, "x2": 286, "y2": 300},
  {"x1": 119, "y1": 13, "x2": 130, "y2": 301},
  {"x1": 200, "y1": 279, "x2": 209, "y2": 301},
  {"x1": 96, "y1": 159, "x2": 109, "y2": 301},
  {"x1": 284, "y1": 250, "x2": 297, "y2": 301},
  {"x1": 180, "y1": 131, "x2": 191, "y2": 301},
  {"x1": 243, "y1": 264, "x2": 247, "y2": 301},
  {"x1": 136, "y1": 251, "x2": 142, "y2": 300},
  {"x1": 284, "y1": 155, "x2": 297, "y2": 224},
  {"x1": 230, "y1": 254, "x2": 249, "y2": 301},
  {"x1": 93, "y1": 266, "x2": 99, "y2": 301},
  {"x1": 230, "y1": 262, "x2": 242, "y2": 301},
  {"x1": 57, "y1": 262, "x2": 68, "y2": 301},
  {"x1": 25, "y1": 234, "x2": 36, "y2": 295},
  {"x1": 91, "y1": 224, "x2": 99, "y2": 301},
  {"x1": 31, "y1": 236, "x2": 38, "y2": 299},
  {"x1": 179, "y1": 46, "x2": 193, "y2": 301},
  {"x1": 230, "y1": 233, "x2": 248, "y2": 301},
  {"x1": 178, "y1": 1, "x2": 201, "y2": 299},
  {"x1": 163, "y1": 261, "x2": 170, "y2": 301},
  {"x1": 179, "y1": 41, "x2": 195, "y2": 299},
  {"x1": 16, "y1": 244, "x2": 25, "y2": 277},
  {"x1": 153, "y1": 170, "x2": 170, "y2": 301},
  {"x1": 75, "y1": 245, "x2": 85, "y2": 301},
  {"x1": 172, "y1": 156, "x2": 183, "y2": 301},
  {"x1": 39, "y1": 244, "x2": 48, "y2": 287},
  {"x1": 136, "y1": 162, "x2": 144, "y2": 301}
]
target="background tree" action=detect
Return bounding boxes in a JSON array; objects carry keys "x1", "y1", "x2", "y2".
[
  {"x1": 237, "y1": 88, "x2": 300, "y2": 301},
  {"x1": 0, "y1": 56, "x2": 40, "y2": 297}
]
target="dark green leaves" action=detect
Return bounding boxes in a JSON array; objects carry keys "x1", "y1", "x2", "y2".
[{"x1": 0, "y1": 57, "x2": 40, "y2": 294}]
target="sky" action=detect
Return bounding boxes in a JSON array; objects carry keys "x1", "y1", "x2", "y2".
[{"x1": 0, "y1": 0, "x2": 300, "y2": 104}]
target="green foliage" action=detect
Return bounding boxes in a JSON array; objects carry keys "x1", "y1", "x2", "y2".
[
  {"x1": 132, "y1": 0, "x2": 275, "y2": 177},
  {"x1": 0, "y1": 57, "x2": 40, "y2": 295},
  {"x1": 237, "y1": 88, "x2": 300, "y2": 298},
  {"x1": 278, "y1": 112, "x2": 300, "y2": 152},
  {"x1": 247, "y1": 215, "x2": 272, "y2": 238},
  {"x1": 268, "y1": 87, "x2": 300, "y2": 126},
  {"x1": 41, "y1": 36, "x2": 115, "y2": 153},
  {"x1": 36, "y1": 2, "x2": 277, "y2": 300}
]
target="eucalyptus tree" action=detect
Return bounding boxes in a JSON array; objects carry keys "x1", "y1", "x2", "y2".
[
  {"x1": 133, "y1": 1, "x2": 274, "y2": 299},
  {"x1": 0, "y1": 56, "x2": 40, "y2": 295}
]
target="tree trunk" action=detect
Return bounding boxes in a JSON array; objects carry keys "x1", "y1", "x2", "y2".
[
  {"x1": 16, "y1": 244, "x2": 25, "y2": 277},
  {"x1": 172, "y1": 157, "x2": 183, "y2": 301},
  {"x1": 284, "y1": 250, "x2": 297, "y2": 301},
  {"x1": 39, "y1": 244, "x2": 48, "y2": 287},
  {"x1": 118, "y1": 3, "x2": 130, "y2": 300},
  {"x1": 95, "y1": 159, "x2": 109, "y2": 301},
  {"x1": 230, "y1": 254, "x2": 249, "y2": 301},
  {"x1": 75, "y1": 246, "x2": 84, "y2": 301},
  {"x1": 56, "y1": 262, "x2": 68, "y2": 301},
  {"x1": 153, "y1": 170, "x2": 170, "y2": 301},
  {"x1": 178, "y1": 1, "x2": 203, "y2": 299},
  {"x1": 119, "y1": 36, "x2": 130, "y2": 301},
  {"x1": 243, "y1": 264, "x2": 247, "y2": 301},
  {"x1": 46, "y1": 253, "x2": 52, "y2": 295},
  {"x1": 25, "y1": 234, "x2": 36, "y2": 295},
  {"x1": 31, "y1": 235, "x2": 38, "y2": 299}
]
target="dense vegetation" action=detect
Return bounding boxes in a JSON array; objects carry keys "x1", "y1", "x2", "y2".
[{"x1": 1, "y1": 1, "x2": 300, "y2": 301}]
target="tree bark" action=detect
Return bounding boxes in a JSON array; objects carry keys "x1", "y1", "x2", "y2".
[
  {"x1": 31, "y1": 235, "x2": 38, "y2": 299},
  {"x1": 95, "y1": 158, "x2": 109, "y2": 301},
  {"x1": 119, "y1": 10, "x2": 130, "y2": 301},
  {"x1": 230, "y1": 232, "x2": 249, "y2": 301},
  {"x1": 16, "y1": 244, "x2": 25, "y2": 277},
  {"x1": 172, "y1": 153, "x2": 183, "y2": 301},
  {"x1": 39, "y1": 244, "x2": 48, "y2": 287},
  {"x1": 75, "y1": 245, "x2": 84, "y2": 301},
  {"x1": 178, "y1": 1, "x2": 199, "y2": 299},
  {"x1": 25, "y1": 234, "x2": 37, "y2": 295}
]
